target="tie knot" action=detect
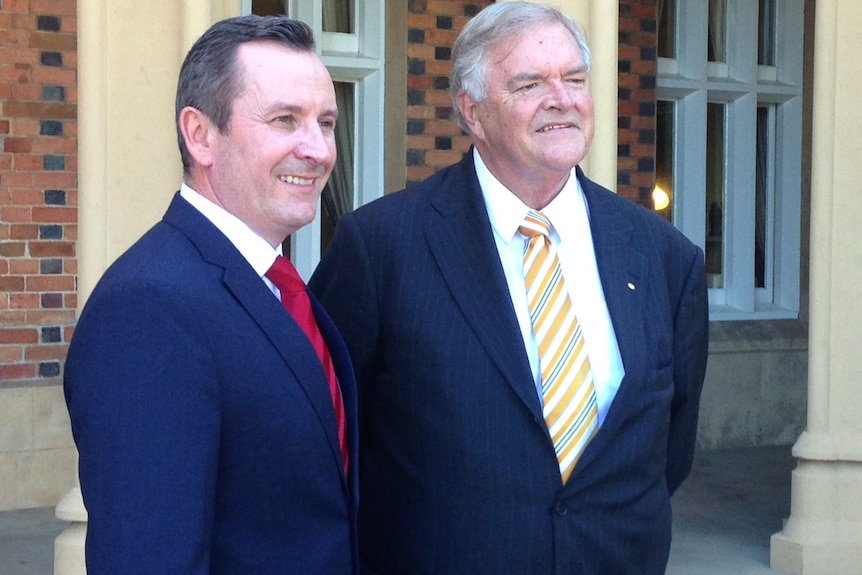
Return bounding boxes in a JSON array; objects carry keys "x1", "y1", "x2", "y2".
[
  {"x1": 266, "y1": 255, "x2": 306, "y2": 294},
  {"x1": 519, "y1": 210, "x2": 551, "y2": 238}
]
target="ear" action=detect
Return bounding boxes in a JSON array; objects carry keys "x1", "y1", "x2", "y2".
[
  {"x1": 178, "y1": 106, "x2": 216, "y2": 169},
  {"x1": 458, "y1": 90, "x2": 485, "y2": 142}
]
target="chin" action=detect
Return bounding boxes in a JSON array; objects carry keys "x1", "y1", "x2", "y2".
[
  {"x1": 546, "y1": 150, "x2": 586, "y2": 169},
  {"x1": 277, "y1": 208, "x2": 317, "y2": 233}
]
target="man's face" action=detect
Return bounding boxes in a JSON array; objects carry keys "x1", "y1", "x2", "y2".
[
  {"x1": 461, "y1": 22, "x2": 594, "y2": 204},
  {"x1": 207, "y1": 41, "x2": 337, "y2": 246}
]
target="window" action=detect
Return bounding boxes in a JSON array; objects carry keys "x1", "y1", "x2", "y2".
[
  {"x1": 245, "y1": 0, "x2": 385, "y2": 278},
  {"x1": 656, "y1": 0, "x2": 803, "y2": 320}
]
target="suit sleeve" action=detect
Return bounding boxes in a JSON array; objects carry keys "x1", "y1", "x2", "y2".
[
  {"x1": 666, "y1": 246, "x2": 709, "y2": 494},
  {"x1": 64, "y1": 279, "x2": 221, "y2": 574}
]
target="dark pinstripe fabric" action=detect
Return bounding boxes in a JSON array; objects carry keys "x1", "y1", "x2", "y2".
[{"x1": 310, "y1": 152, "x2": 708, "y2": 575}]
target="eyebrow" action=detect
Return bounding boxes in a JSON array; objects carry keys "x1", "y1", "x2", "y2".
[
  {"x1": 265, "y1": 102, "x2": 339, "y2": 120},
  {"x1": 507, "y1": 64, "x2": 589, "y2": 89},
  {"x1": 564, "y1": 64, "x2": 589, "y2": 76},
  {"x1": 508, "y1": 72, "x2": 543, "y2": 89}
]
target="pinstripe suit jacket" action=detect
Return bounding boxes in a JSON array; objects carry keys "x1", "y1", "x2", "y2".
[{"x1": 310, "y1": 152, "x2": 708, "y2": 575}]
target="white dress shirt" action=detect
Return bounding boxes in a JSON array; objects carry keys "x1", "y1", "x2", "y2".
[
  {"x1": 474, "y1": 148, "x2": 625, "y2": 425},
  {"x1": 180, "y1": 183, "x2": 282, "y2": 300}
]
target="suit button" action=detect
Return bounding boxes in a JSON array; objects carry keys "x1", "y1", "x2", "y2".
[{"x1": 554, "y1": 501, "x2": 568, "y2": 516}]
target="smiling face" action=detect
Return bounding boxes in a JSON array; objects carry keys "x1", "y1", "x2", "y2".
[
  {"x1": 459, "y1": 21, "x2": 594, "y2": 209},
  {"x1": 187, "y1": 40, "x2": 338, "y2": 246}
]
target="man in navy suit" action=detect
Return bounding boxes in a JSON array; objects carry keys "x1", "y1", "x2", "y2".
[
  {"x1": 310, "y1": 3, "x2": 708, "y2": 574},
  {"x1": 64, "y1": 16, "x2": 358, "y2": 574}
]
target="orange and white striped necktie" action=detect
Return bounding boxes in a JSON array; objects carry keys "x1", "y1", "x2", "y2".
[{"x1": 519, "y1": 210, "x2": 598, "y2": 484}]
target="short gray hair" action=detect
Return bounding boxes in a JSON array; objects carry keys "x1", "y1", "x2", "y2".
[{"x1": 450, "y1": 2, "x2": 591, "y2": 133}]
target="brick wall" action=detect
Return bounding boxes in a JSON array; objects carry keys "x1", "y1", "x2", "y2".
[
  {"x1": 0, "y1": 0, "x2": 78, "y2": 384},
  {"x1": 617, "y1": 0, "x2": 658, "y2": 208},
  {"x1": 406, "y1": 0, "x2": 492, "y2": 186}
]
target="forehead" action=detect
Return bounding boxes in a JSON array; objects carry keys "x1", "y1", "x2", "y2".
[
  {"x1": 486, "y1": 21, "x2": 584, "y2": 71},
  {"x1": 236, "y1": 40, "x2": 323, "y2": 79},
  {"x1": 234, "y1": 41, "x2": 335, "y2": 102}
]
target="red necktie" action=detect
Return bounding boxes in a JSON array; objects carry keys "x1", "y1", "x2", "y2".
[{"x1": 266, "y1": 255, "x2": 348, "y2": 474}]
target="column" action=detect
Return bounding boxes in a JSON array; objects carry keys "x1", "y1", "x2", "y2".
[
  {"x1": 769, "y1": 0, "x2": 862, "y2": 572},
  {"x1": 53, "y1": 1, "x2": 236, "y2": 573},
  {"x1": 521, "y1": 0, "x2": 619, "y2": 190}
]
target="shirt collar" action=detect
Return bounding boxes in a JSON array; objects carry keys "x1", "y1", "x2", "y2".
[
  {"x1": 474, "y1": 147, "x2": 586, "y2": 244},
  {"x1": 180, "y1": 183, "x2": 281, "y2": 276}
]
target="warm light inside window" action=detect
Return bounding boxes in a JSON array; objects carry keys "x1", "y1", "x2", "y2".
[{"x1": 653, "y1": 185, "x2": 670, "y2": 211}]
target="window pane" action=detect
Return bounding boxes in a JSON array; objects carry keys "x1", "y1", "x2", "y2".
[
  {"x1": 657, "y1": 0, "x2": 676, "y2": 59},
  {"x1": 252, "y1": 0, "x2": 356, "y2": 34},
  {"x1": 705, "y1": 103, "x2": 725, "y2": 288},
  {"x1": 321, "y1": 81, "x2": 355, "y2": 253},
  {"x1": 707, "y1": 0, "x2": 727, "y2": 63},
  {"x1": 758, "y1": 0, "x2": 777, "y2": 66},
  {"x1": 655, "y1": 100, "x2": 675, "y2": 222},
  {"x1": 252, "y1": 0, "x2": 287, "y2": 16},
  {"x1": 755, "y1": 105, "x2": 774, "y2": 289},
  {"x1": 323, "y1": 0, "x2": 354, "y2": 34}
]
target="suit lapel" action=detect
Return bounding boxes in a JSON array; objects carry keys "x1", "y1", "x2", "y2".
[
  {"x1": 311, "y1": 292, "x2": 359, "y2": 480},
  {"x1": 422, "y1": 163, "x2": 657, "y2": 459},
  {"x1": 221, "y1": 263, "x2": 349, "y2": 483},
  {"x1": 578, "y1": 172, "x2": 650, "y2": 438},
  {"x1": 424, "y1": 155, "x2": 543, "y2": 421},
  {"x1": 163, "y1": 194, "x2": 348, "y2": 481}
]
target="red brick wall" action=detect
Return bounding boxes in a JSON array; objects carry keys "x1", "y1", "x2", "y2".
[
  {"x1": 0, "y1": 0, "x2": 78, "y2": 383},
  {"x1": 617, "y1": 0, "x2": 658, "y2": 208},
  {"x1": 406, "y1": 0, "x2": 492, "y2": 185}
]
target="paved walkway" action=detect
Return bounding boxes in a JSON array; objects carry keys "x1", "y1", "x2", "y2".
[
  {"x1": 667, "y1": 445, "x2": 794, "y2": 574},
  {"x1": 0, "y1": 446, "x2": 795, "y2": 574},
  {"x1": 0, "y1": 506, "x2": 66, "y2": 575}
]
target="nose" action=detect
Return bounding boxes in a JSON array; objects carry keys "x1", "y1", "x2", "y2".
[
  {"x1": 295, "y1": 121, "x2": 335, "y2": 165},
  {"x1": 545, "y1": 79, "x2": 576, "y2": 110}
]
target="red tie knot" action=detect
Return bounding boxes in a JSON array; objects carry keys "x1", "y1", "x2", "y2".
[{"x1": 266, "y1": 255, "x2": 306, "y2": 294}]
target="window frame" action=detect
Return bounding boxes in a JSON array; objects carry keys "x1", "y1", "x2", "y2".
[{"x1": 656, "y1": 0, "x2": 803, "y2": 321}]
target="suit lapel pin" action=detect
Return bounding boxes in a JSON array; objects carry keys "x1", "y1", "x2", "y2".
[{"x1": 627, "y1": 282, "x2": 636, "y2": 291}]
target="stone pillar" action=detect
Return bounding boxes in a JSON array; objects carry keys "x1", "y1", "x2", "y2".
[
  {"x1": 53, "y1": 488, "x2": 87, "y2": 575},
  {"x1": 769, "y1": 0, "x2": 862, "y2": 572},
  {"x1": 53, "y1": 1, "x2": 238, "y2": 573}
]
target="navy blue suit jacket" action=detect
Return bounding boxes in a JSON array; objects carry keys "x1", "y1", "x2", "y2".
[
  {"x1": 310, "y1": 153, "x2": 708, "y2": 575},
  {"x1": 65, "y1": 193, "x2": 359, "y2": 574}
]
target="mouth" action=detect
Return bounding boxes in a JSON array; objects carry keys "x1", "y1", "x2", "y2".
[
  {"x1": 278, "y1": 175, "x2": 316, "y2": 186},
  {"x1": 536, "y1": 123, "x2": 577, "y2": 133}
]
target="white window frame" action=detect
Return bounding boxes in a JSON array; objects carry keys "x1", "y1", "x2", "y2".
[
  {"x1": 657, "y1": 0, "x2": 803, "y2": 321},
  {"x1": 241, "y1": 0, "x2": 385, "y2": 279}
]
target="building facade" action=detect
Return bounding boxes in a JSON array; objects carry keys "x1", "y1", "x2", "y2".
[
  {"x1": 3, "y1": 0, "x2": 861, "y2": 572},
  {"x1": 0, "y1": 0, "x2": 811, "y2": 509},
  {"x1": 0, "y1": 0, "x2": 78, "y2": 511}
]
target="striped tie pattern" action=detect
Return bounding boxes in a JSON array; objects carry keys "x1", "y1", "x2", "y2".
[{"x1": 520, "y1": 210, "x2": 598, "y2": 484}]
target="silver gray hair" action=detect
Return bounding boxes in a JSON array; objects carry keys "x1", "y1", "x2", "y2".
[{"x1": 450, "y1": 2, "x2": 592, "y2": 134}]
